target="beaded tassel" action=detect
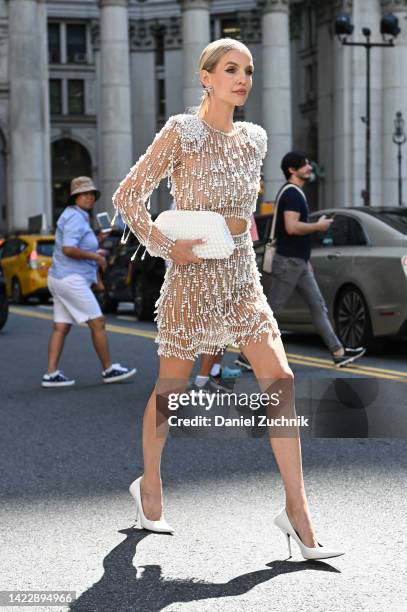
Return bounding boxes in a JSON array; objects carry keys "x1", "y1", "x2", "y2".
[{"x1": 111, "y1": 112, "x2": 280, "y2": 360}]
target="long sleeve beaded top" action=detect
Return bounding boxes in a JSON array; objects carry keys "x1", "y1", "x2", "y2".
[{"x1": 112, "y1": 112, "x2": 268, "y2": 259}]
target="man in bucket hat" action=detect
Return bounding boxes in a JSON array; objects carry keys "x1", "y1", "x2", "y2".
[
  {"x1": 67, "y1": 176, "x2": 101, "y2": 204},
  {"x1": 42, "y1": 176, "x2": 137, "y2": 387}
]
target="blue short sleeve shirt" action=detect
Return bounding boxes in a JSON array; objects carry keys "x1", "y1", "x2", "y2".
[{"x1": 49, "y1": 206, "x2": 98, "y2": 284}]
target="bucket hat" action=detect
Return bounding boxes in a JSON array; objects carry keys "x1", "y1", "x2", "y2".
[{"x1": 68, "y1": 176, "x2": 101, "y2": 204}]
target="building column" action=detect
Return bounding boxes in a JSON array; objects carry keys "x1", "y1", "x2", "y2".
[
  {"x1": 8, "y1": 0, "x2": 52, "y2": 230},
  {"x1": 90, "y1": 21, "x2": 102, "y2": 214},
  {"x1": 129, "y1": 20, "x2": 158, "y2": 162},
  {"x1": 99, "y1": 0, "x2": 132, "y2": 213},
  {"x1": 316, "y1": 0, "x2": 354, "y2": 209},
  {"x1": 259, "y1": 0, "x2": 292, "y2": 201},
  {"x1": 381, "y1": 0, "x2": 407, "y2": 206},
  {"x1": 178, "y1": 0, "x2": 211, "y2": 111}
]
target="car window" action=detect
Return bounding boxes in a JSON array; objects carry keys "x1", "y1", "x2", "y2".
[
  {"x1": 348, "y1": 217, "x2": 367, "y2": 245},
  {"x1": 311, "y1": 215, "x2": 367, "y2": 248},
  {"x1": 37, "y1": 241, "x2": 55, "y2": 257},
  {"x1": 2, "y1": 239, "x2": 26, "y2": 257},
  {"x1": 374, "y1": 209, "x2": 407, "y2": 234},
  {"x1": 0, "y1": 240, "x2": 11, "y2": 258}
]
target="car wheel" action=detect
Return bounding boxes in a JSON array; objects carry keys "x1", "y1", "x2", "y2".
[
  {"x1": 0, "y1": 295, "x2": 8, "y2": 330},
  {"x1": 11, "y1": 278, "x2": 24, "y2": 304},
  {"x1": 133, "y1": 276, "x2": 157, "y2": 321},
  {"x1": 334, "y1": 286, "x2": 374, "y2": 349}
]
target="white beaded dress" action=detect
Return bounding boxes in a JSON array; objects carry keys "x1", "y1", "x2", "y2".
[{"x1": 112, "y1": 112, "x2": 281, "y2": 360}]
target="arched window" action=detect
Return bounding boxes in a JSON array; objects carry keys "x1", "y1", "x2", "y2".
[{"x1": 51, "y1": 139, "x2": 92, "y2": 224}]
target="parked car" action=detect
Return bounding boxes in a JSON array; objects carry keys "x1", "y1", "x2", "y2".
[
  {"x1": 273, "y1": 207, "x2": 407, "y2": 348},
  {"x1": 0, "y1": 234, "x2": 55, "y2": 303},
  {"x1": 99, "y1": 229, "x2": 166, "y2": 320},
  {"x1": 0, "y1": 263, "x2": 9, "y2": 329}
]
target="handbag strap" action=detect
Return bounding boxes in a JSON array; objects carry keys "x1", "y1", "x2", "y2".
[{"x1": 268, "y1": 183, "x2": 306, "y2": 242}]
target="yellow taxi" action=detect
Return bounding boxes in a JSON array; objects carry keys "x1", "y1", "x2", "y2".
[{"x1": 0, "y1": 234, "x2": 55, "y2": 303}]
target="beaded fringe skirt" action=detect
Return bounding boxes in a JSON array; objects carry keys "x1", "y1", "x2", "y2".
[{"x1": 154, "y1": 229, "x2": 281, "y2": 360}]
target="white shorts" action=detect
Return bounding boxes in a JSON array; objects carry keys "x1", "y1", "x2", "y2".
[{"x1": 48, "y1": 273, "x2": 102, "y2": 325}]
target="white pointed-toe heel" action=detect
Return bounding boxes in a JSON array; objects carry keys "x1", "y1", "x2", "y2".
[
  {"x1": 129, "y1": 477, "x2": 174, "y2": 534},
  {"x1": 274, "y1": 508, "x2": 344, "y2": 560}
]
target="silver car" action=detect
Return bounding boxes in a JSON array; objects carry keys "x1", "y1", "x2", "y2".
[{"x1": 274, "y1": 207, "x2": 407, "y2": 348}]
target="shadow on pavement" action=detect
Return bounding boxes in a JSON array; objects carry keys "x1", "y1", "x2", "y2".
[{"x1": 70, "y1": 527, "x2": 339, "y2": 612}]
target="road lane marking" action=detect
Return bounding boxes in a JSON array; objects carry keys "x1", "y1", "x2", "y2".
[
  {"x1": 286, "y1": 358, "x2": 405, "y2": 381},
  {"x1": 10, "y1": 307, "x2": 53, "y2": 322},
  {"x1": 285, "y1": 352, "x2": 407, "y2": 378},
  {"x1": 9, "y1": 307, "x2": 406, "y2": 382}
]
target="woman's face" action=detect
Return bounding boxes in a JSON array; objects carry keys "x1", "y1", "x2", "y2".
[
  {"x1": 75, "y1": 191, "x2": 96, "y2": 211},
  {"x1": 201, "y1": 48, "x2": 254, "y2": 107}
]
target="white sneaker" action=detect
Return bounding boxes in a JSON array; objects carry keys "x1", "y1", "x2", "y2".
[
  {"x1": 102, "y1": 363, "x2": 137, "y2": 384},
  {"x1": 42, "y1": 370, "x2": 75, "y2": 388}
]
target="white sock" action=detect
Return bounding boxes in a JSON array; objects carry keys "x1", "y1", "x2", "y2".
[
  {"x1": 210, "y1": 363, "x2": 221, "y2": 377},
  {"x1": 195, "y1": 375, "x2": 209, "y2": 387},
  {"x1": 47, "y1": 370, "x2": 59, "y2": 377}
]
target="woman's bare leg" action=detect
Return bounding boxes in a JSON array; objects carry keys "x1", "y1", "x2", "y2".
[
  {"x1": 241, "y1": 332, "x2": 318, "y2": 548},
  {"x1": 140, "y1": 355, "x2": 195, "y2": 520}
]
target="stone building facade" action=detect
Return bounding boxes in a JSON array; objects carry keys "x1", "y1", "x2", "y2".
[{"x1": 0, "y1": 0, "x2": 406, "y2": 232}]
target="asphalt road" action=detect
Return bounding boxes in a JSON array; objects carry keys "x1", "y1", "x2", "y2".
[{"x1": 1, "y1": 305, "x2": 406, "y2": 612}]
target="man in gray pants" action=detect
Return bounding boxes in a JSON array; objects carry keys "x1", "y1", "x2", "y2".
[
  {"x1": 237, "y1": 151, "x2": 365, "y2": 370},
  {"x1": 270, "y1": 150, "x2": 367, "y2": 367}
]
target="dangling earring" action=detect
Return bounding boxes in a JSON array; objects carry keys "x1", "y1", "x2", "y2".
[{"x1": 204, "y1": 85, "x2": 213, "y2": 95}]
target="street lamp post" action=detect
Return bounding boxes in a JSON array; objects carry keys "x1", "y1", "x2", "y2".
[
  {"x1": 335, "y1": 13, "x2": 401, "y2": 206},
  {"x1": 392, "y1": 111, "x2": 406, "y2": 207}
]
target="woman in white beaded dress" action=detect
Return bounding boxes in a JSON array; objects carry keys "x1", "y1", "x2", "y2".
[{"x1": 112, "y1": 38, "x2": 343, "y2": 560}]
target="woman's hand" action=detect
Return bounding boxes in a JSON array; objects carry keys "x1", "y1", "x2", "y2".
[{"x1": 168, "y1": 238, "x2": 206, "y2": 265}]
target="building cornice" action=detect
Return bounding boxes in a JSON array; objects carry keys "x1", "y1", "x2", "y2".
[
  {"x1": 380, "y1": 0, "x2": 407, "y2": 12},
  {"x1": 130, "y1": 19, "x2": 157, "y2": 51},
  {"x1": 163, "y1": 17, "x2": 182, "y2": 50},
  {"x1": 129, "y1": 17, "x2": 182, "y2": 51}
]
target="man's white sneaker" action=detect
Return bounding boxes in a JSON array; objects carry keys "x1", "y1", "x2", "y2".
[
  {"x1": 42, "y1": 370, "x2": 75, "y2": 388},
  {"x1": 102, "y1": 363, "x2": 137, "y2": 383},
  {"x1": 333, "y1": 347, "x2": 366, "y2": 368}
]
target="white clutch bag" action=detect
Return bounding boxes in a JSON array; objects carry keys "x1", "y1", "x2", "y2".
[{"x1": 151, "y1": 210, "x2": 235, "y2": 259}]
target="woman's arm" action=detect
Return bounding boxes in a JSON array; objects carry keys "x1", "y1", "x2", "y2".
[{"x1": 112, "y1": 117, "x2": 181, "y2": 260}]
